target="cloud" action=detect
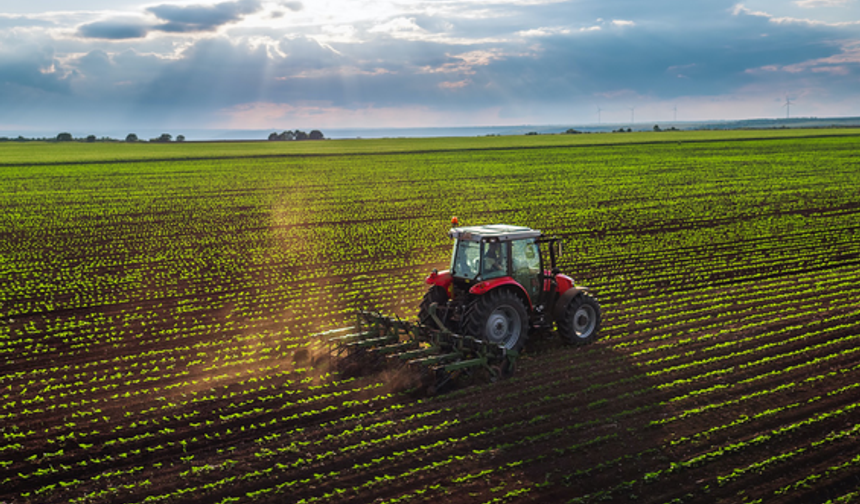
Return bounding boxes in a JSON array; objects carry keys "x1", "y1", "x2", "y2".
[
  {"x1": 280, "y1": 1, "x2": 304, "y2": 11},
  {"x1": 278, "y1": 66, "x2": 393, "y2": 80},
  {"x1": 0, "y1": 15, "x2": 55, "y2": 29},
  {"x1": 516, "y1": 26, "x2": 572, "y2": 37},
  {"x1": 368, "y1": 17, "x2": 427, "y2": 38},
  {"x1": 7, "y1": 0, "x2": 860, "y2": 133},
  {"x1": 0, "y1": 45, "x2": 70, "y2": 94},
  {"x1": 77, "y1": 18, "x2": 151, "y2": 40},
  {"x1": 148, "y1": 0, "x2": 263, "y2": 33},
  {"x1": 746, "y1": 40, "x2": 860, "y2": 75},
  {"x1": 439, "y1": 79, "x2": 471, "y2": 89},
  {"x1": 419, "y1": 49, "x2": 509, "y2": 75},
  {"x1": 77, "y1": 0, "x2": 265, "y2": 39},
  {"x1": 733, "y1": 2, "x2": 860, "y2": 26}
]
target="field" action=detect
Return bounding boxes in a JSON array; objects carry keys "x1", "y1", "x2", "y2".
[{"x1": 1, "y1": 130, "x2": 859, "y2": 504}]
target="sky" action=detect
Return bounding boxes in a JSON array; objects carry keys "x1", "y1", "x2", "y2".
[{"x1": 2, "y1": 0, "x2": 860, "y2": 135}]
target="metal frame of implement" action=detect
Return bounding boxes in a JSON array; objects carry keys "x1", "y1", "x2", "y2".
[{"x1": 326, "y1": 305, "x2": 518, "y2": 388}]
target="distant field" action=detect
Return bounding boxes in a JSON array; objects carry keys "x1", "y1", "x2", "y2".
[
  {"x1": 2, "y1": 127, "x2": 860, "y2": 164},
  {"x1": 1, "y1": 132, "x2": 859, "y2": 504}
]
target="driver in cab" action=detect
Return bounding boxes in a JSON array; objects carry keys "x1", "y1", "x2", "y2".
[{"x1": 483, "y1": 242, "x2": 505, "y2": 278}]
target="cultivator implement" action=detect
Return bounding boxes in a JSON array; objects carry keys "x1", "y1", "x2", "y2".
[{"x1": 324, "y1": 307, "x2": 518, "y2": 392}]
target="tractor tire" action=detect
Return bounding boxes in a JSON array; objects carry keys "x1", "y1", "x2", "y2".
[
  {"x1": 464, "y1": 289, "x2": 529, "y2": 351},
  {"x1": 558, "y1": 292, "x2": 601, "y2": 345},
  {"x1": 418, "y1": 286, "x2": 449, "y2": 329}
]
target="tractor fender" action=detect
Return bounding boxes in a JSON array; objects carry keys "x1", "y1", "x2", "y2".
[
  {"x1": 425, "y1": 269, "x2": 453, "y2": 292},
  {"x1": 469, "y1": 277, "x2": 533, "y2": 310},
  {"x1": 552, "y1": 285, "x2": 589, "y2": 322},
  {"x1": 555, "y1": 273, "x2": 575, "y2": 293}
]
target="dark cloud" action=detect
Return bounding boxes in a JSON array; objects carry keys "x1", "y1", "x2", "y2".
[
  {"x1": 148, "y1": 0, "x2": 262, "y2": 33},
  {"x1": 75, "y1": 50, "x2": 113, "y2": 77},
  {"x1": 0, "y1": 46, "x2": 69, "y2": 94},
  {"x1": 76, "y1": 0, "x2": 264, "y2": 39},
  {"x1": 77, "y1": 18, "x2": 151, "y2": 40}
]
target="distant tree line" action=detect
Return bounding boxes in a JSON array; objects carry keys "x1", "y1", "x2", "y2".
[
  {"x1": 268, "y1": 130, "x2": 324, "y2": 141},
  {"x1": 524, "y1": 129, "x2": 584, "y2": 136},
  {"x1": 0, "y1": 133, "x2": 186, "y2": 142},
  {"x1": 146, "y1": 133, "x2": 185, "y2": 142},
  {"x1": 612, "y1": 125, "x2": 681, "y2": 133}
]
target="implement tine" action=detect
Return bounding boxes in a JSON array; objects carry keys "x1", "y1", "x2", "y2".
[{"x1": 428, "y1": 302, "x2": 451, "y2": 334}]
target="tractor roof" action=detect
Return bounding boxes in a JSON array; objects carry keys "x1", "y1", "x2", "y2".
[{"x1": 449, "y1": 224, "x2": 542, "y2": 242}]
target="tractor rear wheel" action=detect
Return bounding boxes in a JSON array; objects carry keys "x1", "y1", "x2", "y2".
[
  {"x1": 464, "y1": 289, "x2": 529, "y2": 351},
  {"x1": 418, "y1": 286, "x2": 449, "y2": 329},
  {"x1": 558, "y1": 293, "x2": 601, "y2": 345}
]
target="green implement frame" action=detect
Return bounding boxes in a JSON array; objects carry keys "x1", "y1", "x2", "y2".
[{"x1": 325, "y1": 307, "x2": 518, "y2": 392}]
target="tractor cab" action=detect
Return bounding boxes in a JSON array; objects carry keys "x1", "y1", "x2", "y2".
[
  {"x1": 449, "y1": 225, "x2": 540, "y2": 276},
  {"x1": 448, "y1": 224, "x2": 565, "y2": 308}
]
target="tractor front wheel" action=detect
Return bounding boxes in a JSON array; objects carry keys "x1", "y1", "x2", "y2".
[
  {"x1": 558, "y1": 293, "x2": 601, "y2": 345},
  {"x1": 465, "y1": 289, "x2": 529, "y2": 352}
]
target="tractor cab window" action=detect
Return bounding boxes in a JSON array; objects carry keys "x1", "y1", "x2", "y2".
[
  {"x1": 481, "y1": 241, "x2": 508, "y2": 279},
  {"x1": 512, "y1": 238, "x2": 541, "y2": 301},
  {"x1": 451, "y1": 239, "x2": 481, "y2": 279}
]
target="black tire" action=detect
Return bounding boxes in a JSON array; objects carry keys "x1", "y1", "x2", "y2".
[
  {"x1": 558, "y1": 292, "x2": 601, "y2": 345},
  {"x1": 464, "y1": 289, "x2": 529, "y2": 351},
  {"x1": 418, "y1": 286, "x2": 449, "y2": 329}
]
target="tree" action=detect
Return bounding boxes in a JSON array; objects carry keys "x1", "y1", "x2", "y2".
[
  {"x1": 309, "y1": 130, "x2": 324, "y2": 140},
  {"x1": 176, "y1": 135, "x2": 185, "y2": 142},
  {"x1": 57, "y1": 132, "x2": 73, "y2": 142},
  {"x1": 653, "y1": 124, "x2": 661, "y2": 132},
  {"x1": 126, "y1": 133, "x2": 138, "y2": 142},
  {"x1": 152, "y1": 133, "x2": 172, "y2": 143},
  {"x1": 268, "y1": 132, "x2": 279, "y2": 141},
  {"x1": 294, "y1": 130, "x2": 308, "y2": 140},
  {"x1": 86, "y1": 135, "x2": 96, "y2": 142}
]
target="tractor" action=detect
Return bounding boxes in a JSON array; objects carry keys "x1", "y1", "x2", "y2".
[
  {"x1": 326, "y1": 221, "x2": 601, "y2": 389},
  {"x1": 419, "y1": 222, "x2": 601, "y2": 351}
]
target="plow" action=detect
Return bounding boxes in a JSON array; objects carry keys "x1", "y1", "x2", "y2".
[{"x1": 320, "y1": 221, "x2": 603, "y2": 393}]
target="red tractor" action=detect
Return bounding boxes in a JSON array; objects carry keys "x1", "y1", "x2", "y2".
[
  {"x1": 327, "y1": 222, "x2": 601, "y2": 389},
  {"x1": 419, "y1": 223, "x2": 601, "y2": 352}
]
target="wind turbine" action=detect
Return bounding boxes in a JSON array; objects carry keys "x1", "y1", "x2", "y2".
[
  {"x1": 629, "y1": 107, "x2": 635, "y2": 125},
  {"x1": 783, "y1": 96, "x2": 793, "y2": 119},
  {"x1": 673, "y1": 105, "x2": 677, "y2": 122},
  {"x1": 597, "y1": 106, "x2": 602, "y2": 125}
]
